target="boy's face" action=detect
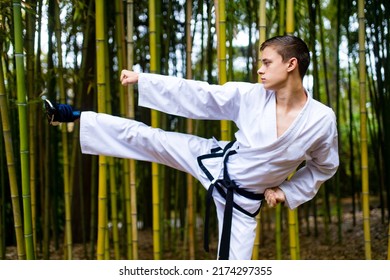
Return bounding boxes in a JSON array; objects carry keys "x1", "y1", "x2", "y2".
[{"x1": 257, "y1": 46, "x2": 290, "y2": 91}]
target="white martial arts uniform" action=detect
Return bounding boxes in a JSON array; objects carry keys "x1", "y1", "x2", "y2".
[{"x1": 79, "y1": 73, "x2": 339, "y2": 260}]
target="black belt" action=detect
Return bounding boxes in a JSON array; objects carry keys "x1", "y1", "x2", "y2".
[{"x1": 197, "y1": 141, "x2": 264, "y2": 260}]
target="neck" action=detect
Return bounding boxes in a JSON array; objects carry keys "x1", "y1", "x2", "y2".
[{"x1": 275, "y1": 78, "x2": 307, "y2": 110}]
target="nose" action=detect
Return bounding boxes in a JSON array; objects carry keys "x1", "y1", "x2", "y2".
[{"x1": 257, "y1": 66, "x2": 264, "y2": 75}]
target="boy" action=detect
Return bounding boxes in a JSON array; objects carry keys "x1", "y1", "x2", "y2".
[{"x1": 45, "y1": 35, "x2": 339, "y2": 259}]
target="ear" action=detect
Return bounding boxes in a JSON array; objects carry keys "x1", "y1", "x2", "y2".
[{"x1": 286, "y1": 57, "x2": 298, "y2": 73}]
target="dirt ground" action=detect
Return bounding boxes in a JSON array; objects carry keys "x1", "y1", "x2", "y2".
[{"x1": 4, "y1": 208, "x2": 389, "y2": 260}]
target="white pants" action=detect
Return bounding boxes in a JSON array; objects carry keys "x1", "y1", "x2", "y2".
[{"x1": 80, "y1": 112, "x2": 260, "y2": 260}]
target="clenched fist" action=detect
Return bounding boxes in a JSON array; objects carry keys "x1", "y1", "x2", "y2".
[
  {"x1": 264, "y1": 187, "x2": 286, "y2": 208},
  {"x1": 120, "y1": 69, "x2": 139, "y2": 85}
]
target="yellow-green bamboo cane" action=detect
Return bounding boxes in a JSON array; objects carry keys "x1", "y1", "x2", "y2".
[
  {"x1": 285, "y1": 0, "x2": 300, "y2": 260},
  {"x1": 96, "y1": 0, "x2": 108, "y2": 260},
  {"x1": 107, "y1": 101, "x2": 120, "y2": 260},
  {"x1": 215, "y1": 0, "x2": 229, "y2": 141},
  {"x1": 0, "y1": 49, "x2": 26, "y2": 260},
  {"x1": 275, "y1": 204, "x2": 282, "y2": 259},
  {"x1": 12, "y1": 0, "x2": 35, "y2": 260},
  {"x1": 358, "y1": 0, "x2": 371, "y2": 260},
  {"x1": 286, "y1": 0, "x2": 294, "y2": 35},
  {"x1": 54, "y1": 1, "x2": 72, "y2": 260},
  {"x1": 287, "y1": 208, "x2": 298, "y2": 259},
  {"x1": 273, "y1": 0, "x2": 285, "y2": 252},
  {"x1": 252, "y1": 0, "x2": 266, "y2": 260},
  {"x1": 149, "y1": 0, "x2": 161, "y2": 260},
  {"x1": 185, "y1": 0, "x2": 195, "y2": 260},
  {"x1": 126, "y1": 0, "x2": 138, "y2": 260}
]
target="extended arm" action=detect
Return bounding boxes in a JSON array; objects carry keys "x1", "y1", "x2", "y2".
[{"x1": 120, "y1": 69, "x2": 257, "y2": 120}]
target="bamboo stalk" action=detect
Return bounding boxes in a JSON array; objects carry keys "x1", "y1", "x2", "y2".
[
  {"x1": 288, "y1": 208, "x2": 298, "y2": 260},
  {"x1": 149, "y1": 0, "x2": 161, "y2": 260},
  {"x1": 252, "y1": 0, "x2": 266, "y2": 260},
  {"x1": 129, "y1": 159, "x2": 138, "y2": 259},
  {"x1": 275, "y1": 204, "x2": 282, "y2": 259},
  {"x1": 12, "y1": 0, "x2": 35, "y2": 260},
  {"x1": 285, "y1": 0, "x2": 301, "y2": 261},
  {"x1": 0, "y1": 44, "x2": 26, "y2": 260},
  {"x1": 358, "y1": 0, "x2": 372, "y2": 260},
  {"x1": 126, "y1": 0, "x2": 138, "y2": 260},
  {"x1": 96, "y1": 0, "x2": 108, "y2": 260},
  {"x1": 286, "y1": 0, "x2": 294, "y2": 35},
  {"x1": 215, "y1": 0, "x2": 229, "y2": 141}
]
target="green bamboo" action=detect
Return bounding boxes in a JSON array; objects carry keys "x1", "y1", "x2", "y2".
[
  {"x1": 148, "y1": 0, "x2": 161, "y2": 260},
  {"x1": 89, "y1": 156, "x2": 98, "y2": 258},
  {"x1": 358, "y1": 0, "x2": 372, "y2": 260},
  {"x1": 0, "y1": 44, "x2": 26, "y2": 260},
  {"x1": 274, "y1": 0, "x2": 286, "y2": 261},
  {"x1": 129, "y1": 159, "x2": 137, "y2": 259},
  {"x1": 215, "y1": 0, "x2": 229, "y2": 141},
  {"x1": 107, "y1": 128, "x2": 119, "y2": 259},
  {"x1": 104, "y1": 210, "x2": 110, "y2": 259},
  {"x1": 285, "y1": 0, "x2": 300, "y2": 260},
  {"x1": 252, "y1": 0, "x2": 266, "y2": 260},
  {"x1": 12, "y1": 0, "x2": 35, "y2": 260},
  {"x1": 288, "y1": 209, "x2": 298, "y2": 259},
  {"x1": 126, "y1": 0, "x2": 138, "y2": 260},
  {"x1": 206, "y1": 1, "x2": 213, "y2": 83},
  {"x1": 105, "y1": 56, "x2": 120, "y2": 260},
  {"x1": 227, "y1": 0, "x2": 234, "y2": 81},
  {"x1": 275, "y1": 204, "x2": 282, "y2": 259},
  {"x1": 96, "y1": 0, "x2": 108, "y2": 260},
  {"x1": 54, "y1": 0, "x2": 72, "y2": 259},
  {"x1": 285, "y1": 0, "x2": 294, "y2": 35}
]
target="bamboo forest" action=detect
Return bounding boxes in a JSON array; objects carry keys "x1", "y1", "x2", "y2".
[{"x1": 0, "y1": 0, "x2": 389, "y2": 261}]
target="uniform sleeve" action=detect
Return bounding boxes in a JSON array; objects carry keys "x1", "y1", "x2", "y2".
[
  {"x1": 138, "y1": 73, "x2": 253, "y2": 120},
  {"x1": 279, "y1": 113, "x2": 339, "y2": 209}
]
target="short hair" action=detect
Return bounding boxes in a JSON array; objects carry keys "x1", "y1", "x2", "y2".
[{"x1": 260, "y1": 35, "x2": 310, "y2": 79}]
